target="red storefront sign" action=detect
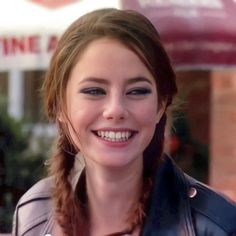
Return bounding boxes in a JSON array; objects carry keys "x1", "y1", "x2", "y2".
[
  {"x1": 121, "y1": 0, "x2": 236, "y2": 68},
  {"x1": 30, "y1": 0, "x2": 78, "y2": 9}
]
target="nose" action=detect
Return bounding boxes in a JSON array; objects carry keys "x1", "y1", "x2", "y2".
[{"x1": 103, "y1": 95, "x2": 128, "y2": 121}]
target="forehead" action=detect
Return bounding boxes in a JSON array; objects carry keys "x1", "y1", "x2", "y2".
[
  {"x1": 69, "y1": 37, "x2": 154, "y2": 82},
  {"x1": 77, "y1": 37, "x2": 136, "y2": 63}
]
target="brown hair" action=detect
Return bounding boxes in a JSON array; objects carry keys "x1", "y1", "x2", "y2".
[{"x1": 43, "y1": 8, "x2": 177, "y2": 236}]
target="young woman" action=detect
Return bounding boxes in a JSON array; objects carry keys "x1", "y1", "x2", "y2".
[{"x1": 13, "y1": 8, "x2": 236, "y2": 236}]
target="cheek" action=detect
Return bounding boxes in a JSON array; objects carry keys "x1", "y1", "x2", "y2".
[
  {"x1": 64, "y1": 107, "x2": 86, "y2": 148},
  {"x1": 67, "y1": 103, "x2": 99, "y2": 136},
  {"x1": 68, "y1": 110, "x2": 86, "y2": 134},
  {"x1": 67, "y1": 98, "x2": 88, "y2": 124},
  {"x1": 135, "y1": 106, "x2": 158, "y2": 125}
]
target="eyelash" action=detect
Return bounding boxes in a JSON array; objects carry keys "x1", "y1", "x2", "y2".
[
  {"x1": 80, "y1": 87, "x2": 105, "y2": 96},
  {"x1": 127, "y1": 88, "x2": 152, "y2": 95},
  {"x1": 80, "y1": 87, "x2": 152, "y2": 96}
]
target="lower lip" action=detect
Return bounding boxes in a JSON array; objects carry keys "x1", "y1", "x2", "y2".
[{"x1": 94, "y1": 134, "x2": 135, "y2": 148}]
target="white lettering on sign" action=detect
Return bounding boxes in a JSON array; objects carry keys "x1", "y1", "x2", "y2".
[{"x1": 138, "y1": 0, "x2": 223, "y2": 8}]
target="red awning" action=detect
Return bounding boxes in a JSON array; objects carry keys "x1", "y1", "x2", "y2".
[{"x1": 121, "y1": 0, "x2": 236, "y2": 69}]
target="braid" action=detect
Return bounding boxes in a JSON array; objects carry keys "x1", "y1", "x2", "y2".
[
  {"x1": 125, "y1": 176, "x2": 153, "y2": 233},
  {"x1": 50, "y1": 134, "x2": 78, "y2": 236},
  {"x1": 124, "y1": 114, "x2": 167, "y2": 233}
]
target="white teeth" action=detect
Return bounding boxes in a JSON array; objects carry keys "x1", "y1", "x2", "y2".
[
  {"x1": 96, "y1": 131, "x2": 133, "y2": 142},
  {"x1": 115, "y1": 132, "x2": 121, "y2": 139},
  {"x1": 109, "y1": 131, "x2": 115, "y2": 139},
  {"x1": 105, "y1": 131, "x2": 109, "y2": 137}
]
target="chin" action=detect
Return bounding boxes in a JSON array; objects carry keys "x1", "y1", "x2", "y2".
[{"x1": 98, "y1": 155, "x2": 140, "y2": 169}]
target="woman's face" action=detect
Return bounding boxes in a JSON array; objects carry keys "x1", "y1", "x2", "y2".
[{"x1": 64, "y1": 37, "x2": 165, "y2": 169}]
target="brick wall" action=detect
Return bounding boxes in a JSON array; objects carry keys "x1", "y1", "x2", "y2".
[{"x1": 210, "y1": 70, "x2": 236, "y2": 201}]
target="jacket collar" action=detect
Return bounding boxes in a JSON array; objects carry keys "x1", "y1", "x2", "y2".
[
  {"x1": 142, "y1": 155, "x2": 196, "y2": 236},
  {"x1": 70, "y1": 152, "x2": 85, "y2": 191}
]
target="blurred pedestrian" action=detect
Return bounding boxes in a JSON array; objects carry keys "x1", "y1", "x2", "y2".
[{"x1": 13, "y1": 8, "x2": 236, "y2": 236}]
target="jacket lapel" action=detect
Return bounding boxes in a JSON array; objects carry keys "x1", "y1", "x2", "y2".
[{"x1": 142, "y1": 156, "x2": 196, "y2": 236}]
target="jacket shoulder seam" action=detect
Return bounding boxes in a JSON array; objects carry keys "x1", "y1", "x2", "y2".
[
  {"x1": 15, "y1": 196, "x2": 53, "y2": 235},
  {"x1": 189, "y1": 181, "x2": 236, "y2": 233},
  {"x1": 17, "y1": 177, "x2": 54, "y2": 204}
]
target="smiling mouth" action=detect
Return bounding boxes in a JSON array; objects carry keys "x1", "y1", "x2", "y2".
[{"x1": 93, "y1": 130, "x2": 137, "y2": 142}]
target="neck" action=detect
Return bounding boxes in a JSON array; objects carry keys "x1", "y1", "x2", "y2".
[{"x1": 85, "y1": 159, "x2": 143, "y2": 235}]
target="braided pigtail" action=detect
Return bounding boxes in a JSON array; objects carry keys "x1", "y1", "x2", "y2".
[
  {"x1": 124, "y1": 175, "x2": 153, "y2": 234},
  {"x1": 49, "y1": 133, "x2": 79, "y2": 236},
  {"x1": 125, "y1": 114, "x2": 167, "y2": 233}
]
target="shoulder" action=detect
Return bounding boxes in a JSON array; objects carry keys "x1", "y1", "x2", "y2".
[
  {"x1": 18, "y1": 176, "x2": 54, "y2": 203},
  {"x1": 13, "y1": 177, "x2": 54, "y2": 236},
  {"x1": 186, "y1": 175, "x2": 236, "y2": 235}
]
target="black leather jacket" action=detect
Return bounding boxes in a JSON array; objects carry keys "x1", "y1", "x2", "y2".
[
  {"x1": 13, "y1": 155, "x2": 236, "y2": 235},
  {"x1": 142, "y1": 156, "x2": 236, "y2": 235}
]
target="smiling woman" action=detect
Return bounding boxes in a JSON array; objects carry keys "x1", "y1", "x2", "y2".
[
  {"x1": 12, "y1": 8, "x2": 236, "y2": 236},
  {"x1": 64, "y1": 38, "x2": 162, "y2": 169}
]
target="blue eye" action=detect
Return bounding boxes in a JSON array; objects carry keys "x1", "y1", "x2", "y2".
[
  {"x1": 127, "y1": 88, "x2": 152, "y2": 96},
  {"x1": 80, "y1": 87, "x2": 106, "y2": 96}
]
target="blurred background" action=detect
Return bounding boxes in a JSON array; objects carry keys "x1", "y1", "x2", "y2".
[{"x1": 1, "y1": 0, "x2": 236, "y2": 233}]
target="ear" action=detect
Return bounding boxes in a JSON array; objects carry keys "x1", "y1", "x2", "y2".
[
  {"x1": 156, "y1": 99, "x2": 167, "y2": 124},
  {"x1": 57, "y1": 110, "x2": 67, "y2": 123}
]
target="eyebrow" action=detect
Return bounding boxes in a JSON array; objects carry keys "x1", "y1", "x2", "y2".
[
  {"x1": 78, "y1": 76, "x2": 153, "y2": 85},
  {"x1": 127, "y1": 77, "x2": 153, "y2": 85}
]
